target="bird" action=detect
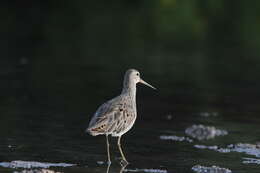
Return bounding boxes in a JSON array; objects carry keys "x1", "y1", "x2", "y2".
[{"x1": 86, "y1": 69, "x2": 156, "y2": 164}]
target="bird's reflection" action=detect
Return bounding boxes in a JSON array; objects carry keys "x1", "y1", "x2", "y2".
[
  {"x1": 106, "y1": 163, "x2": 111, "y2": 173},
  {"x1": 106, "y1": 162, "x2": 128, "y2": 173}
]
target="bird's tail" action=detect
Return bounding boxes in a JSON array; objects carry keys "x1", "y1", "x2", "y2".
[{"x1": 85, "y1": 128, "x2": 93, "y2": 135}]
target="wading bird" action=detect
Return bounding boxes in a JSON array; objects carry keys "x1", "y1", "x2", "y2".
[{"x1": 86, "y1": 69, "x2": 156, "y2": 164}]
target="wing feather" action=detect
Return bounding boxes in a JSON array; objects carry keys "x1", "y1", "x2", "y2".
[{"x1": 87, "y1": 96, "x2": 124, "y2": 135}]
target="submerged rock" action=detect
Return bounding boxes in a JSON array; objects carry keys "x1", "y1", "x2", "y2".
[
  {"x1": 159, "y1": 135, "x2": 193, "y2": 143},
  {"x1": 0, "y1": 161, "x2": 75, "y2": 169},
  {"x1": 192, "y1": 165, "x2": 232, "y2": 173},
  {"x1": 185, "y1": 124, "x2": 228, "y2": 140}
]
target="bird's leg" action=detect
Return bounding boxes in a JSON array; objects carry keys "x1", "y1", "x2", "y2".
[
  {"x1": 106, "y1": 160, "x2": 111, "y2": 173},
  {"x1": 106, "y1": 134, "x2": 111, "y2": 164},
  {"x1": 119, "y1": 161, "x2": 128, "y2": 173},
  {"x1": 117, "y1": 136, "x2": 128, "y2": 164}
]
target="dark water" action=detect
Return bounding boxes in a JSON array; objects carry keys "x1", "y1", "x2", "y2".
[
  {"x1": 2, "y1": 1, "x2": 260, "y2": 172},
  {"x1": 0, "y1": 65, "x2": 260, "y2": 173}
]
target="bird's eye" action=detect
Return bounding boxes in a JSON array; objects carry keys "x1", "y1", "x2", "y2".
[{"x1": 136, "y1": 73, "x2": 139, "y2": 76}]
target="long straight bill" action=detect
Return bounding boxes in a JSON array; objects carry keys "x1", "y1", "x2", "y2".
[{"x1": 139, "y1": 79, "x2": 156, "y2": 90}]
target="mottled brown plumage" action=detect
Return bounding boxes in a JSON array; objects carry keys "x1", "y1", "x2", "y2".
[{"x1": 86, "y1": 69, "x2": 156, "y2": 164}]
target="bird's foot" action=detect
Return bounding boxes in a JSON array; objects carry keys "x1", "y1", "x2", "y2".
[{"x1": 120, "y1": 159, "x2": 129, "y2": 166}]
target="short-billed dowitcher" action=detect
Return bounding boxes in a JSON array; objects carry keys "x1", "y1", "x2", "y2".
[{"x1": 86, "y1": 69, "x2": 156, "y2": 164}]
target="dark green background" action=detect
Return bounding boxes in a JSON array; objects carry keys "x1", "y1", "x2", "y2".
[
  {"x1": 1, "y1": 1, "x2": 260, "y2": 172},
  {"x1": 2, "y1": 0, "x2": 260, "y2": 110}
]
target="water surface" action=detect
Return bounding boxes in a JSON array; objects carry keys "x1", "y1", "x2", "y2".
[{"x1": 0, "y1": 81, "x2": 260, "y2": 173}]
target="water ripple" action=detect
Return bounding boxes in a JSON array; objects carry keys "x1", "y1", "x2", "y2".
[
  {"x1": 242, "y1": 157, "x2": 260, "y2": 165},
  {"x1": 124, "y1": 168, "x2": 167, "y2": 173},
  {"x1": 159, "y1": 135, "x2": 193, "y2": 143},
  {"x1": 185, "y1": 124, "x2": 228, "y2": 140},
  {"x1": 0, "y1": 160, "x2": 75, "y2": 169},
  {"x1": 194, "y1": 143, "x2": 260, "y2": 158},
  {"x1": 13, "y1": 169, "x2": 62, "y2": 173},
  {"x1": 192, "y1": 165, "x2": 232, "y2": 173}
]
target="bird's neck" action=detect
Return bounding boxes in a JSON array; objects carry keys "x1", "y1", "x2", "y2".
[{"x1": 121, "y1": 80, "x2": 136, "y2": 101}]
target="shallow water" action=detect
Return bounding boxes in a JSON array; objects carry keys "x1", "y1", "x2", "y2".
[
  {"x1": 1, "y1": 58, "x2": 260, "y2": 173},
  {"x1": 2, "y1": 0, "x2": 260, "y2": 171},
  {"x1": 1, "y1": 95, "x2": 260, "y2": 173}
]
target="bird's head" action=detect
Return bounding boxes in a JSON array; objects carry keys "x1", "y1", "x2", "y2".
[{"x1": 125, "y1": 69, "x2": 156, "y2": 90}]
